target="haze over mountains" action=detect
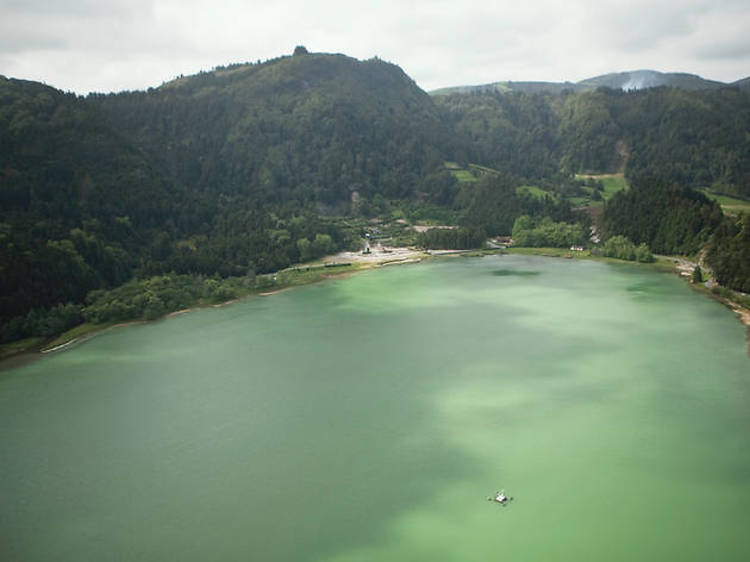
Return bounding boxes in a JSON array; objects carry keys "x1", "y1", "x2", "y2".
[
  {"x1": 431, "y1": 69, "x2": 750, "y2": 96},
  {"x1": 1, "y1": 49, "x2": 749, "y2": 344}
]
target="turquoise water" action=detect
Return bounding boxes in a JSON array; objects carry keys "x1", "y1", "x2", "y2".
[{"x1": 1, "y1": 255, "x2": 749, "y2": 561}]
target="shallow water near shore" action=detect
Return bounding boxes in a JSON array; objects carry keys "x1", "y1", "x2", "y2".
[{"x1": 2, "y1": 255, "x2": 750, "y2": 561}]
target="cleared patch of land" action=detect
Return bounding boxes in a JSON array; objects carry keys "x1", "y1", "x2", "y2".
[
  {"x1": 450, "y1": 169, "x2": 477, "y2": 182},
  {"x1": 573, "y1": 173, "x2": 629, "y2": 206},
  {"x1": 324, "y1": 245, "x2": 428, "y2": 266},
  {"x1": 700, "y1": 189, "x2": 750, "y2": 214},
  {"x1": 517, "y1": 185, "x2": 555, "y2": 199}
]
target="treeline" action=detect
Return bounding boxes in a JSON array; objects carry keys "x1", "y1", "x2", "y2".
[
  {"x1": 455, "y1": 174, "x2": 577, "y2": 236},
  {"x1": 83, "y1": 274, "x2": 249, "y2": 323},
  {"x1": 600, "y1": 236, "x2": 654, "y2": 262},
  {"x1": 705, "y1": 214, "x2": 750, "y2": 292},
  {"x1": 601, "y1": 178, "x2": 723, "y2": 254},
  {"x1": 417, "y1": 227, "x2": 486, "y2": 250},
  {"x1": 0, "y1": 274, "x2": 251, "y2": 343},
  {"x1": 3, "y1": 53, "x2": 750, "y2": 345},
  {"x1": 88, "y1": 53, "x2": 455, "y2": 204},
  {"x1": 511, "y1": 216, "x2": 587, "y2": 248},
  {"x1": 436, "y1": 87, "x2": 750, "y2": 197}
]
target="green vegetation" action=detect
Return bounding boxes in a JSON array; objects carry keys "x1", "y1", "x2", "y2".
[
  {"x1": 437, "y1": 87, "x2": 750, "y2": 198},
  {"x1": 82, "y1": 275, "x2": 251, "y2": 324},
  {"x1": 450, "y1": 169, "x2": 477, "y2": 183},
  {"x1": 511, "y1": 216, "x2": 587, "y2": 248},
  {"x1": 709, "y1": 285, "x2": 750, "y2": 311},
  {"x1": 44, "y1": 323, "x2": 104, "y2": 350},
  {"x1": 516, "y1": 185, "x2": 553, "y2": 199},
  {"x1": 705, "y1": 214, "x2": 750, "y2": 292},
  {"x1": 692, "y1": 266, "x2": 703, "y2": 284},
  {"x1": 700, "y1": 190, "x2": 750, "y2": 214},
  {"x1": 417, "y1": 227, "x2": 486, "y2": 250},
  {"x1": 0, "y1": 337, "x2": 44, "y2": 360},
  {"x1": 601, "y1": 235, "x2": 654, "y2": 262},
  {"x1": 504, "y1": 247, "x2": 591, "y2": 259},
  {"x1": 575, "y1": 173, "x2": 628, "y2": 202},
  {"x1": 2, "y1": 51, "x2": 750, "y2": 348},
  {"x1": 601, "y1": 178, "x2": 723, "y2": 255}
]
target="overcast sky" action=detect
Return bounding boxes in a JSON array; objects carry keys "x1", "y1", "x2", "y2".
[{"x1": 1, "y1": 0, "x2": 749, "y2": 95}]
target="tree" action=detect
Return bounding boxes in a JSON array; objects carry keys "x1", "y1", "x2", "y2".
[{"x1": 691, "y1": 266, "x2": 703, "y2": 284}]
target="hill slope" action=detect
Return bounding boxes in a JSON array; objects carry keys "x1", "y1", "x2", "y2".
[
  {"x1": 90, "y1": 52, "x2": 454, "y2": 203},
  {"x1": 577, "y1": 70, "x2": 724, "y2": 91},
  {"x1": 2, "y1": 52, "x2": 750, "y2": 344},
  {"x1": 0, "y1": 76, "x2": 177, "y2": 326},
  {"x1": 431, "y1": 69, "x2": 732, "y2": 96}
]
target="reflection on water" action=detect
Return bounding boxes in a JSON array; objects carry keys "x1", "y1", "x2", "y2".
[{"x1": 491, "y1": 268, "x2": 541, "y2": 277}]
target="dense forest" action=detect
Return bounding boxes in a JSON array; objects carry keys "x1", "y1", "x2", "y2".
[
  {"x1": 2, "y1": 49, "x2": 750, "y2": 345},
  {"x1": 435, "y1": 87, "x2": 750, "y2": 197},
  {"x1": 601, "y1": 178, "x2": 724, "y2": 255}
]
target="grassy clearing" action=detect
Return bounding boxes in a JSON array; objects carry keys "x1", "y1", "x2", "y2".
[
  {"x1": 264, "y1": 263, "x2": 359, "y2": 289},
  {"x1": 443, "y1": 162, "x2": 502, "y2": 183},
  {"x1": 569, "y1": 196, "x2": 593, "y2": 206},
  {"x1": 0, "y1": 337, "x2": 44, "y2": 360},
  {"x1": 504, "y1": 247, "x2": 675, "y2": 271},
  {"x1": 574, "y1": 173, "x2": 629, "y2": 206},
  {"x1": 517, "y1": 185, "x2": 555, "y2": 200},
  {"x1": 450, "y1": 169, "x2": 477, "y2": 182},
  {"x1": 598, "y1": 174, "x2": 629, "y2": 197},
  {"x1": 505, "y1": 247, "x2": 592, "y2": 260},
  {"x1": 467, "y1": 163, "x2": 501, "y2": 175},
  {"x1": 43, "y1": 323, "x2": 114, "y2": 351},
  {"x1": 443, "y1": 161, "x2": 478, "y2": 182},
  {"x1": 699, "y1": 190, "x2": 750, "y2": 214}
]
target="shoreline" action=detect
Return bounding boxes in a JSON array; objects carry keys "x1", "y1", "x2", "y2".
[
  {"x1": 2, "y1": 246, "x2": 749, "y2": 367},
  {"x1": 505, "y1": 247, "x2": 750, "y2": 331},
  {"x1": 0, "y1": 249, "x2": 429, "y2": 366}
]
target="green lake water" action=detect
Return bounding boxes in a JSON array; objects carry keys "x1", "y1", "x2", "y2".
[{"x1": 2, "y1": 255, "x2": 750, "y2": 561}]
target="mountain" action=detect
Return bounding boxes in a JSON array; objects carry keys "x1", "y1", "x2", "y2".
[
  {"x1": 434, "y1": 83, "x2": 750, "y2": 193},
  {"x1": 0, "y1": 51, "x2": 461, "y2": 341},
  {"x1": 89, "y1": 51, "x2": 454, "y2": 204},
  {"x1": 430, "y1": 81, "x2": 577, "y2": 96},
  {"x1": 0, "y1": 75, "x2": 177, "y2": 322},
  {"x1": 431, "y1": 69, "x2": 733, "y2": 96},
  {"x1": 2, "y1": 50, "x2": 750, "y2": 344},
  {"x1": 577, "y1": 70, "x2": 724, "y2": 91},
  {"x1": 732, "y1": 77, "x2": 750, "y2": 92}
]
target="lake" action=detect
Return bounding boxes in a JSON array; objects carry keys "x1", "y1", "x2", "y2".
[{"x1": 2, "y1": 255, "x2": 749, "y2": 561}]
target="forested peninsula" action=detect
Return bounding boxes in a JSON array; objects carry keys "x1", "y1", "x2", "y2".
[{"x1": 2, "y1": 48, "x2": 750, "y2": 353}]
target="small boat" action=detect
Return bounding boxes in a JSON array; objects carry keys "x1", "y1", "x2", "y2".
[{"x1": 487, "y1": 489, "x2": 513, "y2": 505}]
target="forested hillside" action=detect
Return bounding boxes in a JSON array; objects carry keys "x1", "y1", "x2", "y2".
[
  {"x1": 601, "y1": 178, "x2": 723, "y2": 254},
  {"x1": 430, "y1": 70, "x2": 737, "y2": 96},
  {"x1": 89, "y1": 51, "x2": 455, "y2": 204},
  {"x1": 0, "y1": 77, "x2": 175, "y2": 328},
  {"x1": 435, "y1": 87, "x2": 750, "y2": 197},
  {"x1": 2, "y1": 50, "x2": 750, "y2": 345}
]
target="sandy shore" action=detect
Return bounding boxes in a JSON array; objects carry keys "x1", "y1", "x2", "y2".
[{"x1": 324, "y1": 245, "x2": 429, "y2": 266}]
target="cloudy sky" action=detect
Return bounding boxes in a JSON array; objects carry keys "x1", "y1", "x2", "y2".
[{"x1": 1, "y1": 0, "x2": 749, "y2": 94}]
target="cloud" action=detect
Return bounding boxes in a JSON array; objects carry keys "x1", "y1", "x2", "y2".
[
  {"x1": 0, "y1": 29, "x2": 67, "y2": 53},
  {"x1": 0, "y1": 0, "x2": 748, "y2": 94}
]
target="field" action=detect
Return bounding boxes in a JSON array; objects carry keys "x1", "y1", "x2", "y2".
[
  {"x1": 700, "y1": 189, "x2": 750, "y2": 214},
  {"x1": 573, "y1": 173, "x2": 629, "y2": 206},
  {"x1": 450, "y1": 169, "x2": 477, "y2": 182},
  {"x1": 517, "y1": 184, "x2": 555, "y2": 199}
]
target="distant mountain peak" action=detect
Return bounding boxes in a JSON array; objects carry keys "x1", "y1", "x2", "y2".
[
  {"x1": 431, "y1": 69, "x2": 734, "y2": 96},
  {"x1": 577, "y1": 70, "x2": 724, "y2": 92}
]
